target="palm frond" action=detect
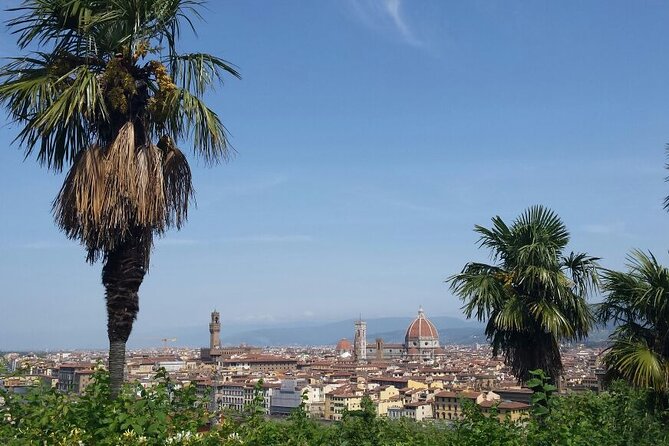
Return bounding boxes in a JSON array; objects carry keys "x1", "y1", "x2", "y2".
[
  {"x1": 158, "y1": 135, "x2": 193, "y2": 228},
  {"x1": 7, "y1": 0, "x2": 116, "y2": 57},
  {"x1": 168, "y1": 52, "x2": 240, "y2": 95},
  {"x1": 603, "y1": 338, "x2": 668, "y2": 391},
  {"x1": 53, "y1": 122, "x2": 194, "y2": 262},
  {"x1": 493, "y1": 296, "x2": 530, "y2": 332},
  {"x1": 157, "y1": 87, "x2": 233, "y2": 163},
  {"x1": 448, "y1": 262, "x2": 506, "y2": 321},
  {"x1": 527, "y1": 299, "x2": 573, "y2": 338},
  {"x1": 27, "y1": 66, "x2": 105, "y2": 169},
  {"x1": 151, "y1": 0, "x2": 204, "y2": 53},
  {"x1": 53, "y1": 143, "x2": 108, "y2": 261},
  {"x1": 514, "y1": 205, "x2": 569, "y2": 249},
  {"x1": 0, "y1": 54, "x2": 107, "y2": 170},
  {"x1": 0, "y1": 54, "x2": 58, "y2": 119},
  {"x1": 475, "y1": 215, "x2": 512, "y2": 262},
  {"x1": 562, "y1": 251, "x2": 600, "y2": 296}
]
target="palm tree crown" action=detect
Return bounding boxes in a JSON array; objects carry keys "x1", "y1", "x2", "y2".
[
  {"x1": 598, "y1": 250, "x2": 669, "y2": 393},
  {"x1": 0, "y1": 0, "x2": 240, "y2": 263},
  {"x1": 448, "y1": 205, "x2": 599, "y2": 382},
  {"x1": 0, "y1": 0, "x2": 239, "y2": 397}
]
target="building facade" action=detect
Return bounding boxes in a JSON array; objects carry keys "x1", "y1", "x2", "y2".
[
  {"x1": 433, "y1": 390, "x2": 481, "y2": 421},
  {"x1": 353, "y1": 307, "x2": 443, "y2": 362}
]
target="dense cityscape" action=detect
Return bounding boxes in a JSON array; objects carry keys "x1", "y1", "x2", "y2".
[
  {"x1": 1, "y1": 307, "x2": 605, "y2": 423},
  {"x1": 1, "y1": 0, "x2": 668, "y2": 444}
]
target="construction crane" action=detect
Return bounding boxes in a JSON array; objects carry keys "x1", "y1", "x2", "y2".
[{"x1": 161, "y1": 338, "x2": 177, "y2": 350}]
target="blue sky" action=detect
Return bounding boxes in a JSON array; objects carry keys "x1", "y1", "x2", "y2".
[{"x1": 1, "y1": 0, "x2": 668, "y2": 349}]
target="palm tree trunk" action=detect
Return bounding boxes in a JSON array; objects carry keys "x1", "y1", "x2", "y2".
[
  {"x1": 512, "y1": 332, "x2": 563, "y2": 384},
  {"x1": 102, "y1": 231, "x2": 148, "y2": 398}
]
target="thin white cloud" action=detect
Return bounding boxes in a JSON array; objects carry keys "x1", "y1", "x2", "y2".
[
  {"x1": 157, "y1": 234, "x2": 315, "y2": 247},
  {"x1": 22, "y1": 234, "x2": 315, "y2": 251},
  {"x1": 230, "y1": 313, "x2": 277, "y2": 323},
  {"x1": 383, "y1": 0, "x2": 415, "y2": 43},
  {"x1": 157, "y1": 238, "x2": 203, "y2": 247},
  {"x1": 381, "y1": 197, "x2": 442, "y2": 215},
  {"x1": 219, "y1": 234, "x2": 314, "y2": 243},
  {"x1": 580, "y1": 222, "x2": 631, "y2": 237},
  {"x1": 218, "y1": 175, "x2": 288, "y2": 196},
  {"x1": 352, "y1": 188, "x2": 450, "y2": 219},
  {"x1": 347, "y1": 0, "x2": 423, "y2": 47},
  {"x1": 19, "y1": 241, "x2": 76, "y2": 250},
  {"x1": 199, "y1": 174, "x2": 289, "y2": 207}
]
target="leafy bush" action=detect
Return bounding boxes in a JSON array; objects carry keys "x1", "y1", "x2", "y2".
[
  {"x1": 0, "y1": 369, "x2": 210, "y2": 445},
  {"x1": 526, "y1": 381, "x2": 669, "y2": 446},
  {"x1": 1, "y1": 370, "x2": 668, "y2": 445}
]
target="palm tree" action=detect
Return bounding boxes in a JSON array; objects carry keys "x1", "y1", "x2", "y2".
[
  {"x1": 0, "y1": 0, "x2": 239, "y2": 397},
  {"x1": 448, "y1": 205, "x2": 599, "y2": 383},
  {"x1": 597, "y1": 250, "x2": 669, "y2": 394}
]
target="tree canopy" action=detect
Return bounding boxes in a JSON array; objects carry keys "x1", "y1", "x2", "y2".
[
  {"x1": 598, "y1": 250, "x2": 669, "y2": 395},
  {"x1": 449, "y1": 205, "x2": 599, "y2": 382}
]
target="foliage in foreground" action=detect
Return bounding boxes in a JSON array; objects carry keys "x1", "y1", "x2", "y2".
[{"x1": 1, "y1": 371, "x2": 668, "y2": 445}]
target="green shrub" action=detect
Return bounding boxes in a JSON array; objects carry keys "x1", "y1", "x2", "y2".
[{"x1": 1, "y1": 370, "x2": 668, "y2": 445}]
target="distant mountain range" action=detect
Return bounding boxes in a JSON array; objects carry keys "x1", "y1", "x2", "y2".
[
  {"x1": 213, "y1": 318, "x2": 612, "y2": 348},
  {"x1": 216, "y1": 316, "x2": 486, "y2": 347},
  {"x1": 2, "y1": 315, "x2": 614, "y2": 351}
]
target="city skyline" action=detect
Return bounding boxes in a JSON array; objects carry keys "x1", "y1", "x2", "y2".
[
  {"x1": 2, "y1": 307, "x2": 481, "y2": 351},
  {"x1": 2, "y1": 0, "x2": 669, "y2": 349}
]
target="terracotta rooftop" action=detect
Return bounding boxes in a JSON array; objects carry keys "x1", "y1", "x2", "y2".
[
  {"x1": 435, "y1": 390, "x2": 480, "y2": 399},
  {"x1": 405, "y1": 307, "x2": 439, "y2": 340},
  {"x1": 479, "y1": 400, "x2": 530, "y2": 410}
]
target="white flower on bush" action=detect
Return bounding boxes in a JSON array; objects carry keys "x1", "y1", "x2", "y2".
[
  {"x1": 55, "y1": 427, "x2": 85, "y2": 446},
  {"x1": 228, "y1": 432, "x2": 243, "y2": 443},
  {"x1": 118, "y1": 429, "x2": 147, "y2": 445},
  {"x1": 165, "y1": 430, "x2": 203, "y2": 445}
]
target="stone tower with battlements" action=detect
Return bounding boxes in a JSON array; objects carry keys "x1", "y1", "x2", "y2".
[{"x1": 209, "y1": 310, "x2": 221, "y2": 350}]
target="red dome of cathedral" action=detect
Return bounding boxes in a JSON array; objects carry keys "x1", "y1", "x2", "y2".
[
  {"x1": 336, "y1": 338, "x2": 353, "y2": 352},
  {"x1": 405, "y1": 306, "x2": 439, "y2": 341}
]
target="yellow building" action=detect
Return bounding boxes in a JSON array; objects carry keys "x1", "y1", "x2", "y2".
[
  {"x1": 433, "y1": 390, "x2": 481, "y2": 421},
  {"x1": 478, "y1": 400, "x2": 530, "y2": 422},
  {"x1": 407, "y1": 379, "x2": 429, "y2": 390},
  {"x1": 371, "y1": 385, "x2": 403, "y2": 416},
  {"x1": 324, "y1": 387, "x2": 363, "y2": 421}
]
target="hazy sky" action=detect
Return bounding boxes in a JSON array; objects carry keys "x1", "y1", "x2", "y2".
[{"x1": 1, "y1": 0, "x2": 669, "y2": 349}]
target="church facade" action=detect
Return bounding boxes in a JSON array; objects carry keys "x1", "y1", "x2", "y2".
[{"x1": 351, "y1": 307, "x2": 443, "y2": 362}]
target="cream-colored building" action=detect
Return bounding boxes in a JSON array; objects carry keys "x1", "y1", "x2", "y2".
[
  {"x1": 388, "y1": 401, "x2": 433, "y2": 422},
  {"x1": 478, "y1": 400, "x2": 530, "y2": 422},
  {"x1": 433, "y1": 390, "x2": 481, "y2": 421},
  {"x1": 324, "y1": 386, "x2": 363, "y2": 421}
]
